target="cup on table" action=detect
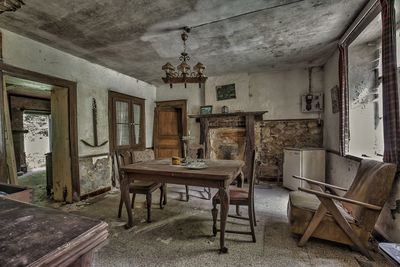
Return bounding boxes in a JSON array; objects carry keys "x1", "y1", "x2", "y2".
[{"x1": 172, "y1": 156, "x2": 181, "y2": 165}]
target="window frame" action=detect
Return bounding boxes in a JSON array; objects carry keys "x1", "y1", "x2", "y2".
[
  {"x1": 339, "y1": 1, "x2": 383, "y2": 160},
  {"x1": 108, "y1": 90, "x2": 145, "y2": 152}
]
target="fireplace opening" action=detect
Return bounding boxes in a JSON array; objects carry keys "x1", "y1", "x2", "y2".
[
  {"x1": 219, "y1": 144, "x2": 239, "y2": 160},
  {"x1": 209, "y1": 128, "x2": 246, "y2": 160}
]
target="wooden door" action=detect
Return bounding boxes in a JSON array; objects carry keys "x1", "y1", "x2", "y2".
[
  {"x1": 51, "y1": 87, "x2": 72, "y2": 202},
  {"x1": 154, "y1": 100, "x2": 187, "y2": 159},
  {"x1": 154, "y1": 107, "x2": 182, "y2": 158}
]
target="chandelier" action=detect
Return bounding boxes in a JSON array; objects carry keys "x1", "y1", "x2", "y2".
[{"x1": 162, "y1": 27, "x2": 207, "y2": 88}]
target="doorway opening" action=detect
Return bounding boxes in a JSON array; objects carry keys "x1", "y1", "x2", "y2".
[
  {"x1": 2, "y1": 69, "x2": 78, "y2": 203},
  {"x1": 19, "y1": 111, "x2": 51, "y2": 203}
]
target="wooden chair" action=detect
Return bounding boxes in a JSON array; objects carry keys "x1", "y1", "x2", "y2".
[
  {"x1": 287, "y1": 159, "x2": 397, "y2": 259},
  {"x1": 115, "y1": 149, "x2": 166, "y2": 223},
  {"x1": 211, "y1": 150, "x2": 257, "y2": 242}
]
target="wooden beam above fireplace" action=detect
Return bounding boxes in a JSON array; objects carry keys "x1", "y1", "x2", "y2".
[{"x1": 188, "y1": 111, "x2": 267, "y2": 120}]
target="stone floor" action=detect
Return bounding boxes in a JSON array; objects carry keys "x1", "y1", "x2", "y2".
[
  {"x1": 18, "y1": 169, "x2": 48, "y2": 204},
  {"x1": 66, "y1": 183, "x2": 390, "y2": 267}
]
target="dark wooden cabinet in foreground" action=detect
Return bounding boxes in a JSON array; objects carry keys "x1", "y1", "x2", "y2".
[{"x1": 0, "y1": 198, "x2": 108, "y2": 267}]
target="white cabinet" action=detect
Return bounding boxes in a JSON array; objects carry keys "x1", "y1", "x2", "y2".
[{"x1": 283, "y1": 148, "x2": 325, "y2": 191}]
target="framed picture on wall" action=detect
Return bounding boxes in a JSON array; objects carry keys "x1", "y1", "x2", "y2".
[
  {"x1": 216, "y1": 84, "x2": 236, "y2": 101},
  {"x1": 331, "y1": 85, "x2": 339, "y2": 114},
  {"x1": 200, "y1": 105, "x2": 213, "y2": 115}
]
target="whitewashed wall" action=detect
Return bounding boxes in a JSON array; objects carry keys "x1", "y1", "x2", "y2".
[
  {"x1": 1, "y1": 28, "x2": 156, "y2": 195},
  {"x1": 157, "y1": 68, "x2": 324, "y2": 144},
  {"x1": 205, "y1": 68, "x2": 324, "y2": 120},
  {"x1": 1, "y1": 29, "x2": 156, "y2": 155}
]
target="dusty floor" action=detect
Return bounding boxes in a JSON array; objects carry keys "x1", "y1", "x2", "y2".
[
  {"x1": 65, "y1": 183, "x2": 390, "y2": 267},
  {"x1": 18, "y1": 169, "x2": 48, "y2": 204}
]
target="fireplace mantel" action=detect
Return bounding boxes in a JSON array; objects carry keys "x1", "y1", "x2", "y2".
[
  {"x1": 188, "y1": 111, "x2": 267, "y2": 120},
  {"x1": 189, "y1": 110, "x2": 267, "y2": 181}
]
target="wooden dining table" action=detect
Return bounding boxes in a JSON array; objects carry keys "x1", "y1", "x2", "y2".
[{"x1": 120, "y1": 158, "x2": 245, "y2": 253}]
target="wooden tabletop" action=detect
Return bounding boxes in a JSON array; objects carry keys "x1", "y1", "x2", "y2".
[
  {"x1": 0, "y1": 198, "x2": 108, "y2": 267},
  {"x1": 120, "y1": 159, "x2": 244, "y2": 181}
]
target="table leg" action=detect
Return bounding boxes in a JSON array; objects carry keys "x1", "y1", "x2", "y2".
[
  {"x1": 120, "y1": 173, "x2": 133, "y2": 229},
  {"x1": 219, "y1": 187, "x2": 230, "y2": 253}
]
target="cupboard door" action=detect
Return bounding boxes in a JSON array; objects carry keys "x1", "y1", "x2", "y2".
[{"x1": 109, "y1": 91, "x2": 145, "y2": 152}]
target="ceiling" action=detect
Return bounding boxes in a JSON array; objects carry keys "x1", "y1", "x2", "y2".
[{"x1": 0, "y1": 0, "x2": 368, "y2": 85}]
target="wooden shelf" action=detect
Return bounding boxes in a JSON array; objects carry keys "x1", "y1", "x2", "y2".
[{"x1": 188, "y1": 111, "x2": 267, "y2": 119}]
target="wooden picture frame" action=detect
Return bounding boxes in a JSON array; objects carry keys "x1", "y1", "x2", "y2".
[
  {"x1": 200, "y1": 105, "x2": 213, "y2": 115},
  {"x1": 331, "y1": 86, "x2": 339, "y2": 114},
  {"x1": 216, "y1": 84, "x2": 236, "y2": 101}
]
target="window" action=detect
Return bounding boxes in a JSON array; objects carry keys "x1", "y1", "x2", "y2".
[
  {"x1": 109, "y1": 91, "x2": 145, "y2": 151},
  {"x1": 347, "y1": 11, "x2": 384, "y2": 160}
]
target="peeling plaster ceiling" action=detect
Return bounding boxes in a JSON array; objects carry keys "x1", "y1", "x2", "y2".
[{"x1": 0, "y1": 0, "x2": 368, "y2": 85}]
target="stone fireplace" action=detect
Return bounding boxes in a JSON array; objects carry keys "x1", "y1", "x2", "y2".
[{"x1": 189, "y1": 111, "x2": 266, "y2": 180}]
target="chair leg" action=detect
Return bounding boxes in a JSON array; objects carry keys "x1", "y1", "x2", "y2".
[
  {"x1": 163, "y1": 184, "x2": 167, "y2": 205},
  {"x1": 248, "y1": 203, "x2": 256, "y2": 243},
  {"x1": 131, "y1": 193, "x2": 136, "y2": 209},
  {"x1": 252, "y1": 201, "x2": 257, "y2": 227},
  {"x1": 212, "y1": 200, "x2": 218, "y2": 236},
  {"x1": 298, "y1": 204, "x2": 327, "y2": 247},
  {"x1": 159, "y1": 186, "x2": 164, "y2": 209},
  {"x1": 118, "y1": 195, "x2": 123, "y2": 218},
  {"x1": 318, "y1": 196, "x2": 373, "y2": 260},
  {"x1": 185, "y1": 185, "x2": 189, "y2": 202},
  {"x1": 236, "y1": 205, "x2": 241, "y2": 216},
  {"x1": 205, "y1": 187, "x2": 211, "y2": 200},
  {"x1": 146, "y1": 193, "x2": 152, "y2": 223}
]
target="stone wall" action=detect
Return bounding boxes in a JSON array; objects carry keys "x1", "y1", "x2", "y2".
[{"x1": 255, "y1": 119, "x2": 323, "y2": 179}]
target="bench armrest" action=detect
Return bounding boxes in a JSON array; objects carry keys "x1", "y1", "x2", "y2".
[
  {"x1": 298, "y1": 187, "x2": 382, "y2": 211},
  {"x1": 293, "y1": 175, "x2": 348, "y2": 191}
]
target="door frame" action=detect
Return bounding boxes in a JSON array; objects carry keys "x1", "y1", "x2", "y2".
[
  {"x1": 154, "y1": 99, "x2": 187, "y2": 158},
  {"x1": 0, "y1": 62, "x2": 80, "y2": 200}
]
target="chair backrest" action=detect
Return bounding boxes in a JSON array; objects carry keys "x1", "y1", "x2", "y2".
[
  {"x1": 113, "y1": 149, "x2": 134, "y2": 183},
  {"x1": 116, "y1": 149, "x2": 133, "y2": 167},
  {"x1": 343, "y1": 159, "x2": 397, "y2": 224},
  {"x1": 248, "y1": 150, "x2": 257, "y2": 199},
  {"x1": 132, "y1": 149, "x2": 155, "y2": 163},
  {"x1": 114, "y1": 149, "x2": 155, "y2": 178}
]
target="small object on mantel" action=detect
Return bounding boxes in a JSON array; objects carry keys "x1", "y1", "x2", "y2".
[
  {"x1": 221, "y1": 106, "x2": 229, "y2": 114},
  {"x1": 379, "y1": 243, "x2": 400, "y2": 265}
]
